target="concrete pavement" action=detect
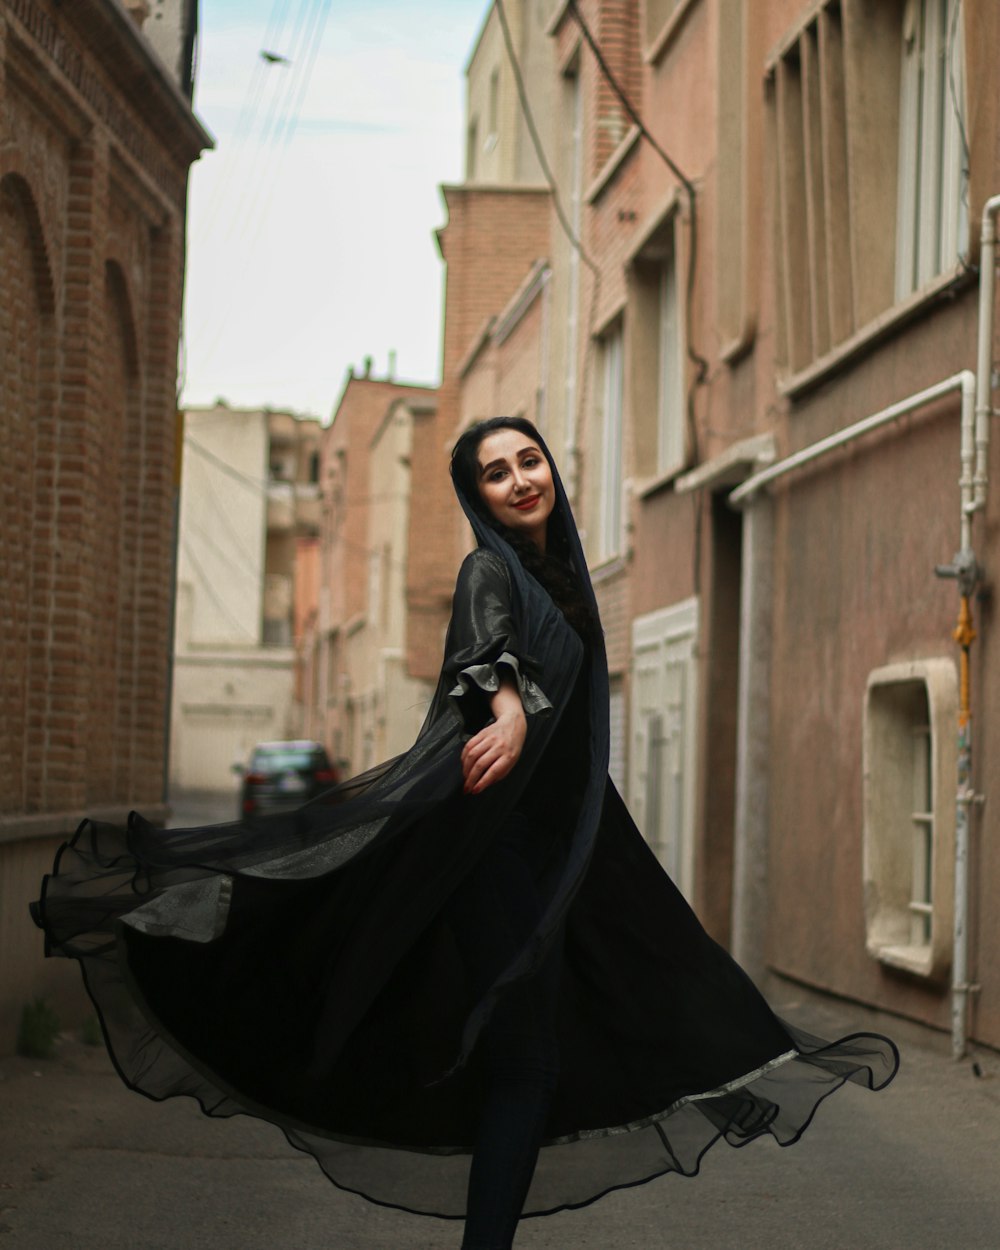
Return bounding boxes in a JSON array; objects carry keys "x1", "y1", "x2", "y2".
[{"x1": 1, "y1": 994, "x2": 998, "y2": 1249}]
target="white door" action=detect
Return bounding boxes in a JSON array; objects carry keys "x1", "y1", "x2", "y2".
[{"x1": 629, "y1": 598, "x2": 699, "y2": 898}]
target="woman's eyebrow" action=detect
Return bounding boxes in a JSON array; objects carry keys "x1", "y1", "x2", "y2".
[{"x1": 478, "y1": 445, "x2": 541, "y2": 476}]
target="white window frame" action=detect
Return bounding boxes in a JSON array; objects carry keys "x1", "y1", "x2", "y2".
[
  {"x1": 563, "y1": 65, "x2": 583, "y2": 473},
  {"x1": 863, "y1": 658, "x2": 958, "y2": 980},
  {"x1": 597, "y1": 322, "x2": 624, "y2": 561},
  {"x1": 894, "y1": 0, "x2": 968, "y2": 301},
  {"x1": 656, "y1": 244, "x2": 685, "y2": 477},
  {"x1": 629, "y1": 598, "x2": 699, "y2": 900},
  {"x1": 608, "y1": 674, "x2": 627, "y2": 794}
]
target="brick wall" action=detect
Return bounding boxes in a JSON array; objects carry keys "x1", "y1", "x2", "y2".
[
  {"x1": 318, "y1": 374, "x2": 435, "y2": 753},
  {"x1": 0, "y1": 0, "x2": 208, "y2": 1051},
  {"x1": 407, "y1": 185, "x2": 552, "y2": 681}
]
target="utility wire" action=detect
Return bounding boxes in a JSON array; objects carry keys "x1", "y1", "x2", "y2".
[
  {"x1": 186, "y1": 511, "x2": 262, "y2": 585},
  {"x1": 197, "y1": 0, "x2": 295, "y2": 241},
  {"x1": 192, "y1": 0, "x2": 332, "y2": 359},
  {"x1": 185, "y1": 434, "x2": 269, "y2": 493},
  {"x1": 566, "y1": 0, "x2": 710, "y2": 459},
  {"x1": 567, "y1": 0, "x2": 692, "y2": 189},
  {"x1": 237, "y1": 0, "x2": 334, "y2": 268},
  {"x1": 186, "y1": 434, "x2": 409, "y2": 507},
  {"x1": 189, "y1": 456, "x2": 267, "y2": 570},
  {"x1": 494, "y1": 0, "x2": 600, "y2": 493},
  {"x1": 495, "y1": 0, "x2": 598, "y2": 279},
  {"x1": 180, "y1": 535, "x2": 259, "y2": 640}
]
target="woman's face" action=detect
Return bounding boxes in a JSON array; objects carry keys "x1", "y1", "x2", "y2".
[{"x1": 475, "y1": 427, "x2": 555, "y2": 551}]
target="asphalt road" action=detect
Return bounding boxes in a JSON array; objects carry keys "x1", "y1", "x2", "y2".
[
  {"x1": 3, "y1": 792, "x2": 996, "y2": 1248},
  {"x1": 1, "y1": 995, "x2": 998, "y2": 1249}
]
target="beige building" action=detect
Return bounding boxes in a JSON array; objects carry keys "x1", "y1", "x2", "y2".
[{"x1": 171, "y1": 404, "x2": 321, "y2": 794}]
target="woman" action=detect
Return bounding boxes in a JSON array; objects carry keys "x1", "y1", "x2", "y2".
[{"x1": 33, "y1": 417, "x2": 898, "y2": 1249}]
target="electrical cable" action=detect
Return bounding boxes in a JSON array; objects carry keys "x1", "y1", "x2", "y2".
[
  {"x1": 493, "y1": 0, "x2": 599, "y2": 498},
  {"x1": 567, "y1": 0, "x2": 692, "y2": 189},
  {"x1": 189, "y1": 454, "x2": 268, "y2": 569},
  {"x1": 180, "y1": 534, "x2": 259, "y2": 640},
  {"x1": 566, "y1": 0, "x2": 709, "y2": 462},
  {"x1": 186, "y1": 433, "x2": 409, "y2": 507},
  {"x1": 237, "y1": 0, "x2": 334, "y2": 267},
  {"x1": 186, "y1": 511, "x2": 263, "y2": 585},
  {"x1": 197, "y1": 0, "x2": 296, "y2": 241},
  {"x1": 191, "y1": 0, "x2": 332, "y2": 361},
  {"x1": 494, "y1": 0, "x2": 598, "y2": 280},
  {"x1": 185, "y1": 434, "x2": 269, "y2": 492}
]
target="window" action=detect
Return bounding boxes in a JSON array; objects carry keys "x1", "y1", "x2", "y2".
[
  {"x1": 894, "y1": 0, "x2": 968, "y2": 300},
  {"x1": 466, "y1": 117, "x2": 479, "y2": 180},
  {"x1": 768, "y1": 0, "x2": 968, "y2": 377},
  {"x1": 561, "y1": 64, "x2": 583, "y2": 474},
  {"x1": 863, "y1": 659, "x2": 958, "y2": 980},
  {"x1": 629, "y1": 599, "x2": 699, "y2": 899},
  {"x1": 595, "y1": 322, "x2": 624, "y2": 561},
  {"x1": 630, "y1": 214, "x2": 685, "y2": 480}
]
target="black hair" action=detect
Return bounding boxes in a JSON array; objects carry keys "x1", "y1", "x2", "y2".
[{"x1": 450, "y1": 417, "x2": 600, "y2": 645}]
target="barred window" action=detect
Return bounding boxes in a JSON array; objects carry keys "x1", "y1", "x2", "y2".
[
  {"x1": 863, "y1": 660, "x2": 957, "y2": 981},
  {"x1": 768, "y1": 0, "x2": 968, "y2": 377}
]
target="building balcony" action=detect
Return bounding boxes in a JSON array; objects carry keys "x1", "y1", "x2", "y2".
[{"x1": 268, "y1": 480, "x2": 320, "y2": 535}]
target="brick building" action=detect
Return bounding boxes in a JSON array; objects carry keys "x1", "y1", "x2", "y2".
[
  {"x1": 304, "y1": 365, "x2": 435, "y2": 773},
  {"x1": 398, "y1": 0, "x2": 1000, "y2": 1055},
  {"x1": 535, "y1": 0, "x2": 999, "y2": 1052},
  {"x1": 0, "y1": 0, "x2": 208, "y2": 1050},
  {"x1": 250, "y1": 0, "x2": 1000, "y2": 1057}
]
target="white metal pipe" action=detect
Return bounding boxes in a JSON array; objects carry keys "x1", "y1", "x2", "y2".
[
  {"x1": 953, "y1": 719, "x2": 973, "y2": 1060},
  {"x1": 729, "y1": 368, "x2": 981, "y2": 1063},
  {"x1": 959, "y1": 375, "x2": 976, "y2": 553},
  {"x1": 953, "y1": 194, "x2": 1000, "y2": 1059},
  {"x1": 730, "y1": 372, "x2": 976, "y2": 507},
  {"x1": 973, "y1": 195, "x2": 1000, "y2": 510}
]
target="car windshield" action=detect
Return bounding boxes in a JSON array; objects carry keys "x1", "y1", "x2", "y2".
[{"x1": 250, "y1": 748, "x2": 324, "y2": 772}]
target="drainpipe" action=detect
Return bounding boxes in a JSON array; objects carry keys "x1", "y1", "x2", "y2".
[
  {"x1": 730, "y1": 497, "x2": 774, "y2": 985},
  {"x1": 934, "y1": 374, "x2": 978, "y2": 1060},
  {"x1": 935, "y1": 193, "x2": 1000, "y2": 1059},
  {"x1": 973, "y1": 195, "x2": 1000, "y2": 513},
  {"x1": 731, "y1": 370, "x2": 977, "y2": 1042}
]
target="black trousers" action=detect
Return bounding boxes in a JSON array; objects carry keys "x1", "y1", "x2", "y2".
[{"x1": 447, "y1": 812, "x2": 562, "y2": 1250}]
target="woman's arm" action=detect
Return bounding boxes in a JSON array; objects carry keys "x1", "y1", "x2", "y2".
[{"x1": 460, "y1": 671, "x2": 527, "y2": 795}]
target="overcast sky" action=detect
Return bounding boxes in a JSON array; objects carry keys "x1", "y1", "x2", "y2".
[{"x1": 180, "y1": 0, "x2": 487, "y2": 419}]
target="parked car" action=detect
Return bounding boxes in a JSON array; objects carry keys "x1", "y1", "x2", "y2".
[{"x1": 234, "y1": 740, "x2": 339, "y2": 820}]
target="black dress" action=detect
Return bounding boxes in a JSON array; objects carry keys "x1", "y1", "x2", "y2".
[{"x1": 31, "y1": 435, "x2": 898, "y2": 1221}]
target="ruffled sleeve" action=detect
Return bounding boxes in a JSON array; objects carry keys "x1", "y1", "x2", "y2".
[{"x1": 443, "y1": 548, "x2": 553, "y2": 731}]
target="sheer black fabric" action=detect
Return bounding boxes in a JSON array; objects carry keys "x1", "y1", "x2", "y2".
[{"x1": 31, "y1": 430, "x2": 898, "y2": 1220}]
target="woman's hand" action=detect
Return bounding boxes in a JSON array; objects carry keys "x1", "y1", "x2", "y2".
[{"x1": 461, "y1": 676, "x2": 526, "y2": 795}]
